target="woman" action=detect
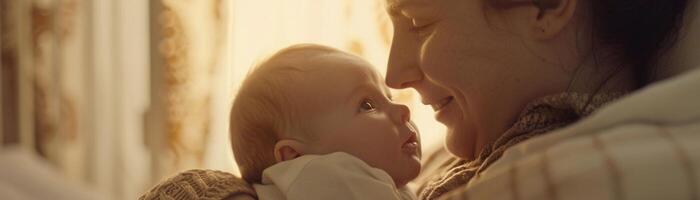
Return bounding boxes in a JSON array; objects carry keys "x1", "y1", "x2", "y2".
[
  {"x1": 140, "y1": 0, "x2": 699, "y2": 199},
  {"x1": 385, "y1": 0, "x2": 699, "y2": 199}
]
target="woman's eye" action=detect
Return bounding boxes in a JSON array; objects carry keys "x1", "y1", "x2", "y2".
[
  {"x1": 409, "y1": 19, "x2": 436, "y2": 37},
  {"x1": 359, "y1": 99, "x2": 377, "y2": 113}
]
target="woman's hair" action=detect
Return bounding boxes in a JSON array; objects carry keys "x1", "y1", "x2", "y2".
[
  {"x1": 492, "y1": 0, "x2": 690, "y2": 86},
  {"x1": 588, "y1": 0, "x2": 689, "y2": 86}
]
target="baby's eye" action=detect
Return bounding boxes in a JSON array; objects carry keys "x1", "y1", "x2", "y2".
[{"x1": 359, "y1": 98, "x2": 377, "y2": 113}]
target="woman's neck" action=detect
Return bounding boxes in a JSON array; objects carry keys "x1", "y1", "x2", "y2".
[{"x1": 566, "y1": 53, "x2": 638, "y2": 94}]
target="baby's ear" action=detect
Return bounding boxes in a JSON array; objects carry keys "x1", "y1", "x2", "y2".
[{"x1": 273, "y1": 140, "x2": 306, "y2": 162}]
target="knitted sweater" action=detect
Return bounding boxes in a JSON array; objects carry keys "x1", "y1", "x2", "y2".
[{"x1": 139, "y1": 169, "x2": 257, "y2": 200}]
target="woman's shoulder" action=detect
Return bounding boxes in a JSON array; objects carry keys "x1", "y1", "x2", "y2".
[
  {"x1": 457, "y1": 68, "x2": 700, "y2": 199},
  {"x1": 460, "y1": 120, "x2": 700, "y2": 200}
]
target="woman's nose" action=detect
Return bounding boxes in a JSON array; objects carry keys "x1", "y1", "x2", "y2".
[
  {"x1": 386, "y1": 31, "x2": 423, "y2": 89},
  {"x1": 390, "y1": 103, "x2": 411, "y2": 125}
]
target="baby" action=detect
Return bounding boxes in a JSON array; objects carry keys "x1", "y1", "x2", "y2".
[{"x1": 229, "y1": 44, "x2": 422, "y2": 200}]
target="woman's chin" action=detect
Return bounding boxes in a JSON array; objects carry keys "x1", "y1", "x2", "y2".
[{"x1": 445, "y1": 128, "x2": 475, "y2": 160}]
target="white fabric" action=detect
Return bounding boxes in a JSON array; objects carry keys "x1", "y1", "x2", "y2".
[
  {"x1": 448, "y1": 68, "x2": 700, "y2": 200},
  {"x1": 253, "y1": 152, "x2": 416, "y2": 200}
]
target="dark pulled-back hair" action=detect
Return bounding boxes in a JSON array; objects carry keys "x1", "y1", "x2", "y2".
[
  {"x1": 589, "y1": 0, "x2": 689, "y2": 86},
  {"x1": 494, "y1": 0, "x2": 690, "y2": 86}
]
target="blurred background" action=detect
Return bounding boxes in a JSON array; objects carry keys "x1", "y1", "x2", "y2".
[{"x1": 0, "y1": 0, "x2": 446, "y2": 199}]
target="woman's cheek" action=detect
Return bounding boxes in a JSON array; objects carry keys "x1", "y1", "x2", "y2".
[{"x1": 419, "y1": 33, "x2": 452, "y2": 84}]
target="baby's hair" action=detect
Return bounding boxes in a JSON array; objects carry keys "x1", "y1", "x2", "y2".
[{"x1": 229, "y1": 44, "x2": 344, "y2": 183}]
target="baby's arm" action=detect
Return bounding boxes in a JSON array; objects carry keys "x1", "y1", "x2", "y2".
[{"x1": 285, "y1": 152, "x2": 407, "y2": 200}]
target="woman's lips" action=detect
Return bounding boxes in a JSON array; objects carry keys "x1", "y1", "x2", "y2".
[
  {"x1": 434, "y1": 96, "x2": 456, "y2": 124},
  {"x1": 431, "y1": 96, "x2": 454, "y2": 111}
]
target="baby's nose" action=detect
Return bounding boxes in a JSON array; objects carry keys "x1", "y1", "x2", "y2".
[{"x1": 390, "y1": 103, "x2": 411, "y2": 124}]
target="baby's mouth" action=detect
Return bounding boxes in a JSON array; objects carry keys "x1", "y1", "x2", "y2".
[{"x1": 402, "y1": 134, "x2": 419, "y2": 154}]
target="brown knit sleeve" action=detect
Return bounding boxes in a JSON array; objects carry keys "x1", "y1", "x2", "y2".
[{"x1": 139, "y1": 169, "x2": 257, "y2": 200}]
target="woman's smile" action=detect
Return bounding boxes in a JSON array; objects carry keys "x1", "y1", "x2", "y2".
[
  {"x1": 430, "y1": 96, "x2": 454, "y2": 112},
  {"x1": 433, "y1": 96, "x2": 458, "y2": 125}
]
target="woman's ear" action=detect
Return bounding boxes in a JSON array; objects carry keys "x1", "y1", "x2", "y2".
[
  {"x1": 273, "y1": 139, "x2": 307, "y2": 162},
  {"x1": 531, "y1": 0, "x2": 578, "y2": 40}
]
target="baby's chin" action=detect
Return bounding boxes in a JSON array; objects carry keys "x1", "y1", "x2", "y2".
[{"x1": 392, "y1": 160, "x2": 422, "y2": 187}]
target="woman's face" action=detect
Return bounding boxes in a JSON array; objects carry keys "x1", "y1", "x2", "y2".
[{"x1": 385, "y1": 0, "x2": 575, "y2": 159}]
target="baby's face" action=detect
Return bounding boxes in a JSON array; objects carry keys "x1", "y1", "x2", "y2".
[{"x1": 292, "y1": 53, "x2": 422, "y2": 187}]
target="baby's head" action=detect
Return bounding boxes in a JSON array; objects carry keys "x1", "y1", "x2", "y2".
[{"x1": 230, "y1": 44, "x2": 421, "y2": 187}]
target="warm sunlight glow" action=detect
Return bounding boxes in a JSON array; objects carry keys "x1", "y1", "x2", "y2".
[{"x1": 204, "y1": 0, "x2": 446, "y2": 175}]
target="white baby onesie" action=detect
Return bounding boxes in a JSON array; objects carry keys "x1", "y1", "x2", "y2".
[{"x1": 253, "y1": 152, "x2": 416, "y2": 200}]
